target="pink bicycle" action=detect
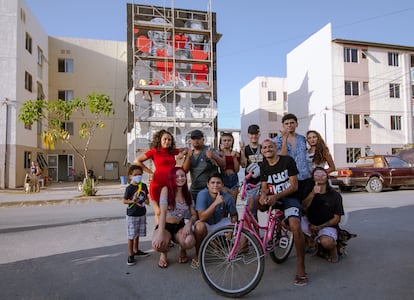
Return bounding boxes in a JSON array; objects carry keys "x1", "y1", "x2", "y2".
[{"x1": 199, "y1": 173, "x2": 294, "y2": 298}]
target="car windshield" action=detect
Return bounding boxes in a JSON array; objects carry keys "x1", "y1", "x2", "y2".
[{"x1": 385, "y1": 156, "x2": 410, "y2": 168}]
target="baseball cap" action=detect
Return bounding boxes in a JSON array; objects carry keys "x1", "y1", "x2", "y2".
[
  {"x1": 190, "y1": 129, "x2": 204, "y2": 139},
  {"x1": 248, "y1": 124, "x2": 260, "y2": 134}
]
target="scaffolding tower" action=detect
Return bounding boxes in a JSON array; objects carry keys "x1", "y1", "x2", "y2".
[{"x1": 126, "y1": 2, "x2": 218, "y2": 162}]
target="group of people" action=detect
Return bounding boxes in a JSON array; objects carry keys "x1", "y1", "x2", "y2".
[{"x1": 122, "y1": 113, "x2": 345, "y2": 287}]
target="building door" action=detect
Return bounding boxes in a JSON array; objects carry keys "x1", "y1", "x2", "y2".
[
  {"x1": 58, "y1": 155, "x2": 68, "y2": 181},
  {"x1": 47, "y1": 154, "x2": 58, "y2": 182}
]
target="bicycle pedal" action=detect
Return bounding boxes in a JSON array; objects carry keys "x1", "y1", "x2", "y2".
[{"x1": 279, "y1": 237, "x2": 289, "y2": 249}]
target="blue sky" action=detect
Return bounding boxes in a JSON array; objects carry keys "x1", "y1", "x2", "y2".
[{"x1": 25, "y1": 0, "x2": 414, "y2": 129}]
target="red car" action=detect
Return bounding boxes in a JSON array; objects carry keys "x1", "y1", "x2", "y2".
[{"x1": 330, "y1": 155, "x2": 414, "y2": 193}]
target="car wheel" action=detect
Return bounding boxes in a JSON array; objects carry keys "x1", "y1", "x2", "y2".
[{"x1": 366, "y1": 177, "x2": 383, "y2": 193}]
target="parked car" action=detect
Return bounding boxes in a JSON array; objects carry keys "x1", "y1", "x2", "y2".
[{"x1": 330, "y1": 155, "x2": 414, "y2": 193}]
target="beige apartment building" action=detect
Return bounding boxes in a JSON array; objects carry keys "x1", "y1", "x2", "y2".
[
  {"x1": 287, "y1": 23, "x2": 414, "y2": 167},
  {"x1": 0, "y1": 0, "x2": 128, "y2": 188},
  {"x1": 241, "y1": 23, "x2": 414, "y2": 168},
  {"x1": 1, "y1": 1, "x2": 220, "y2": 188}
]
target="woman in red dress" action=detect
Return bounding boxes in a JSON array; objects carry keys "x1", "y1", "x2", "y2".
[{"x1": 135, "y1": 130, "x2": 187, "y2": 224}]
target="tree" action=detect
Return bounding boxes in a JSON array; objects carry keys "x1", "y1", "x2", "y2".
[{"x1": 18, "y1": 93, "x2": 114, "y2": 195}]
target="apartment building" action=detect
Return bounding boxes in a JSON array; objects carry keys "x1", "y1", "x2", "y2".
[
  {"x1": 240, "y1": 76, "x2": 287, "y2": 143},
  {"x1": 0, "y1": 0, "x2": 49, "y2": 188},
  {"x1": 287, "y1": 23, "x2": 414, "y2": 167},
  {"x1": 1, "y1": 1, "x2": 220, "y2": 188},
  {"x1": 0, "y1": 0, "x2": 128, "y2": 188}
]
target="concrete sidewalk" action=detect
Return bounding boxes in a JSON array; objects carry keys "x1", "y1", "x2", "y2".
[{"x1": 0, "y1": 180, "x2": 126, "y2": 207}]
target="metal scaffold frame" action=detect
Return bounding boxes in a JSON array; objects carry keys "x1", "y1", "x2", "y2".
[{"x1": 127, "y1": 1, "x2": 217, "y2": 162}]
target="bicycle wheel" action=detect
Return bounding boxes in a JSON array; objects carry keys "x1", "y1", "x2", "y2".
[
  {"x1": 269, "y1": 223, "x2": 294, "y2": 264},
  {"x1": 199, "y1": 225, "x2": 265, "y2": 298}
]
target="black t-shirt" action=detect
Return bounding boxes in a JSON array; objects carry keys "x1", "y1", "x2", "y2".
[
  {"x1": 307, "y1": 189, "x2": 344, "y2": 228},
  {"x1": 260, "y1": 155, "x2": 298, "y2": 195},
  {"x1": 124, "y1": 183, "x2": 148, "y2": 217},
  {"x1": 244, "y1": 145, "x2": 263, "y2": 185}
]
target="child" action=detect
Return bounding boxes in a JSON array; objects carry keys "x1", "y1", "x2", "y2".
[{"x1": 123, "y1": 165, "x2": 150, "y2": 266}]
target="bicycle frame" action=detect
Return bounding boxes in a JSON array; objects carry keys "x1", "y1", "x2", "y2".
[{"x1": 228, "y1": 174, "x2": 285, "y2": 260}]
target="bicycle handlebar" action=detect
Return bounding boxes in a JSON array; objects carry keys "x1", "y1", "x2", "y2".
[{"x1": 245, "y1": 172, "x2": 253, "y2": 180}]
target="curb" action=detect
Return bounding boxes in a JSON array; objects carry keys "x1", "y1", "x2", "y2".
[{"x1": 0, "y1": 196, "x2": 123, "y2": 208}]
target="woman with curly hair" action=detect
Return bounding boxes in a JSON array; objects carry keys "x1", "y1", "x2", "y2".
[
  {"x1": 134, "y1": 130, "x2": 187, "y2": 224},
  {"x1": 306, "y1": 130, "x2": 336, "y2": 174}
]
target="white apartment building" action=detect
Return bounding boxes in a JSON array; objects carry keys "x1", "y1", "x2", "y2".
[
  {"x1": 0, "y1": 0, "x2": 128, "y2": 188},
  {"x1": 240, "y1": 76, "x2": 287, "y2": 143},
  {"x1": 287, "y1": 23, "x2": 414, "y2": 167}
]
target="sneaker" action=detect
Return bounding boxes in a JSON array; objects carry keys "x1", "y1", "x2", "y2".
[
  {"x1": 134, "y1": 250, "x2": 149, "y2": 257},
  {"x1": 127, "y1": 255, "x2": 136, "y2": 266}
]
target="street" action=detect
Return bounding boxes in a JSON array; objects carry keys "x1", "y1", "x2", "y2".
[{"x1": 1, "y1": 189, "x2": 414, "y2": 299}]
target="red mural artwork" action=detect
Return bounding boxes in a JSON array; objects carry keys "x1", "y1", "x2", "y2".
[{"x1": 134, "y1": 17, "x2": 209, "y2": 89}]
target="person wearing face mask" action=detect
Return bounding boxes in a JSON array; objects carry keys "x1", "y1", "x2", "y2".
[{"x1": 123, "y1": 165, "x2": 150, "y2": 266}]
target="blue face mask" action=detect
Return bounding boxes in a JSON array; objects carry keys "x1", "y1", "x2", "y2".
[{"x1": 132, "y1": 175, "x2": 142, "y2": 183}]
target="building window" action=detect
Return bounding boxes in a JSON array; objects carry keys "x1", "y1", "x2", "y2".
[
  {"x1": 390, "y1": 115, "x2": 402, "y2": 130},
  {"x1": 25, "y1": 71, "x2": 32, "y2": 92},
  {"x1": 388, "y1": 52, "x2": 399, "y2": 67},
  {"x1": 268, "y1": 91, "x2": 276, "y2": 101},
  {"x1": 61, "y1": 122, "x2": 74, "y2": 135},
  {"x1": 25, "y1": 32, "x2": 32, "y2": 54},
  {"x1": 268, "y1": 111, "x2": 277, "y2": 121},
  {"x1": 269, "y1": 132, "x2": 278, "y2": 139},
  {"x1": 346, "y1": 148, "x2": 361, "y2": 163},
  {"x1": 37, "y1": 82, "x2": 45, "y2": 100},
  {"x1": 20, "y1": 8, "x2": 26, "y2": 23},
  {"x1": 389, "y1": 83, "x2": 400, "y2": 98},
  {"x1": 363, "y1": 81, "x2": 369, "y2": 92},
  {"x1": 392, "y1": 147, "x2": 403, "y2": 154},
  {"x1": 24, "y1": 151, "x2": 32, "y2": 169},
  {"x1": 58, "y1": 58, "x2": 74, "y2": 73},
  {"x1": 344, "y1": 47, "x2": 358, "y2": 63},
  {"x1": 345, "y1": 81, "x2": 359, "y2": 96},
  {"x1": 363, "y1": 114, "x2": 370, "y2": 126},
  {"x1": 261, "y1": 81, "x2": 267, "y2": 88},
  {"x1": 361, "y1": 49, "x2": 367, "y2": 59},
  {"x1": 37, "y1": 47, "x2": 43, "y2": 66},
  {"x1": 346, "y1": 114, "x2": 360, "y2": 129},
  {"x1": 58, "y1": 90, "x2": 74, "y2": 101}
]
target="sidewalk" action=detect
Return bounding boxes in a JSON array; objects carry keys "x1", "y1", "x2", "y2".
[{"x1": 0, "y1": 180, "x2": 126, "y2": 208}]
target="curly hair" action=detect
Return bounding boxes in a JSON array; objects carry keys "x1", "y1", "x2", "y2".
[
  {"x1": 166, "y1": 167, "x2": 192, "y2": 209},
  {"x1": 150, "y1": 129, "x2": 176, "y2": 154},
  {"x1": 307, "y1": 130, "x2": 330, "y2": 166}
]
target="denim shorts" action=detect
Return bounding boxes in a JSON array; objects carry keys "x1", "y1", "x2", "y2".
[
  {"x1": 222, "y1": 173, "x2": 239, "y2": 191},
  {"x1": 275, "y1": 197, "x2": 302, "y2": 220}
]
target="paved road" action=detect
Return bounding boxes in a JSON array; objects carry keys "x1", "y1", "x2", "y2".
[{"x1": 0, "y1": 184, "x2": 414, "y2": 299}]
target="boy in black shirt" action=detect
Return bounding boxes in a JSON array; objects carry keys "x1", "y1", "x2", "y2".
[{"x1": 123, "y1": 165, "x2": 150, "y2": 266}]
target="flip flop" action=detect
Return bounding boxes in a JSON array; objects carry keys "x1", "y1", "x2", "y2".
[
  {"x1": 294, "y1": 274, "x2": 308, "y2": 286},
  {"x1": 326, "y1": 255, "x2": 339, "y2": 263},
  {"x1": 158, "y1": 259, "x2": 168, "y2": 268},
  {"x1": 190, "y1": 258, "x2": 199, "y2": 269},
  {"x1": 178, "y1": 256, "x2": 188, "y2": 264}
]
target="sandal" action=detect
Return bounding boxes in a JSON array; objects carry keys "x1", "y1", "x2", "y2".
[
  {"x1": 294, "y1": 274, "x2": 308, "y2": 286},
  {"x1": 190, "y1": 258, "x2": 199, "y2": 269},
  {"x1": 178, "y1": 256, "x2": 188, "y2": 263},
  {"x1": 158, "y1": 259, "x2": 168, "y2": 268},
  {"x1": 178, "y1": 248, "x2": 188, "y2": 263},
  {"x1": 326, "y1": 255, "x2": 339, "y2": 263}
]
